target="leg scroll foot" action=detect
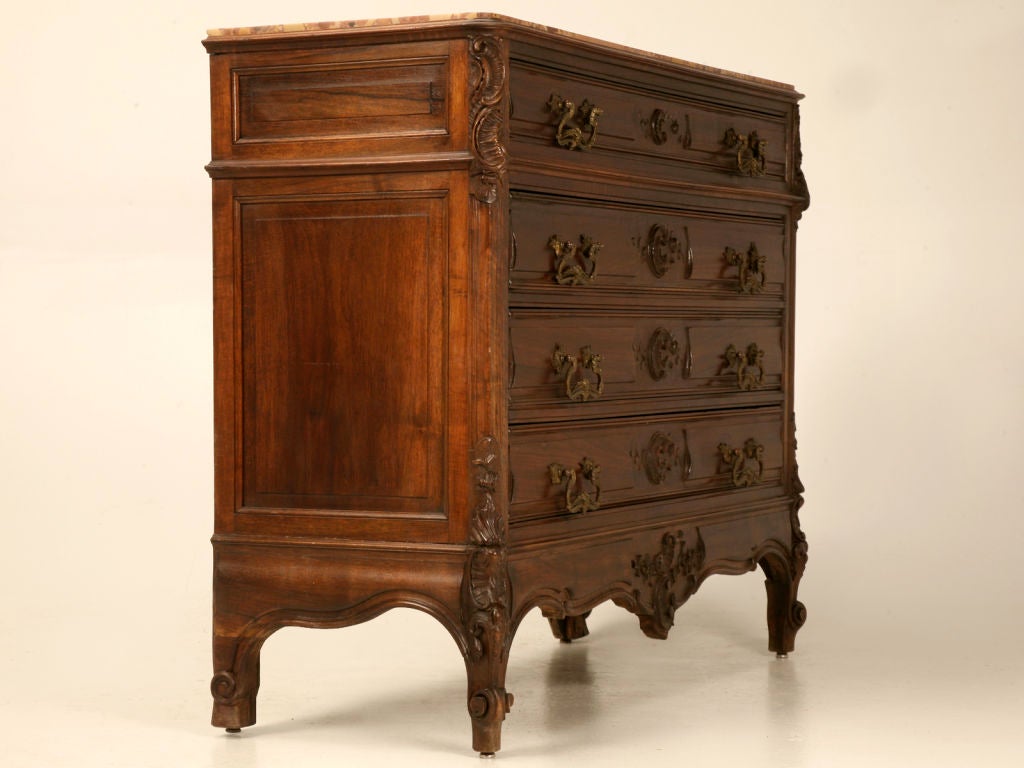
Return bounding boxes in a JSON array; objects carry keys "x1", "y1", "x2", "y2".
[{"x1": 761, "y1": 557, "x2": 807, "y2": 656}]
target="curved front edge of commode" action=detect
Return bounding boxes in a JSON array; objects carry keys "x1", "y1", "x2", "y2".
[{"x1": 509, "y1": 503, "x2": 808, "y2": 654}]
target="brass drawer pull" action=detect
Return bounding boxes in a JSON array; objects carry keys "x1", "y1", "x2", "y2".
[
  {"x1": 552, "y1": 344, "x2": 604, "y2": 401},
  {"x1": 548, "y1": 93, "x2": 602, "y2": 150},
  {"x1": 549, "y1": 458, "x2": 602, "y2": 513},
  {"x1": 723, "y1": 128, "x2": 768, "y2": 176},
  {"x1": 723, "y1": 343, "x2": 766, "y2": 390},
  {"x1": 718, "y1": 438, "x2": 765, "y2": 487},
  {"x1": 549, "y1": 234, "x2": 602, "y2": 285},
  {"x1": 724, "y1": 242, "x2": 766, "y2": 294}
]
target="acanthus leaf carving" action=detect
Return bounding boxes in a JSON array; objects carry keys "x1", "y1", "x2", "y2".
[
  {"x1": 631, "y1": 530, "x2": 706, "y2": 639},
  {"x1": 464, "y1": 436, "x2": 510, "y2": 663},
  {"x1": 469, "y1": 36, "x2": 508, "y2": 204}
]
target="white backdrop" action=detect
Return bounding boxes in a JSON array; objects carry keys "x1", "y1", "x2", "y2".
[{"x1": 2, "y1": 1, "x2": 1022, "y2": 765}]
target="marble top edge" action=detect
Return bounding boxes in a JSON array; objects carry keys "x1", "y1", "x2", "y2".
[{"x1": 204, "y1": 12, "x2": 796, "y2": 93}]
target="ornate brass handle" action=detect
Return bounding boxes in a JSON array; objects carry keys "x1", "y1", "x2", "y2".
[
  {"x1": 723, "y1": 343, "x2": 766, "y2": 390},
  {"x1": 718, "y1": 438, "x2": 765, "y2": 487},
  {"x1": 549, "y1": 234, "x2": 602, "y2": 285},
  {"x1": 640, "y1": 224, "x2": 692, "y2": 279},
  {"x1": 549, "y1": 457, "x2": 602, "y2": 513},
  {"x1": 723, "y1": 128, "x2": 768, "y2": 176},
  {"x1": 548, "y1": 93, "x2": 602, "y2": 150},
  {"x1": 724, "y1": 242, "x2": 766, "y2": 294},
  {"x1": 552, "y1": 344, "x2": 604, "y2": 401}
]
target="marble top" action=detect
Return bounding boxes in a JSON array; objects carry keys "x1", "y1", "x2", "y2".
[{"x1": 204, "y1": 12, "x2": 794, "y2": 92}]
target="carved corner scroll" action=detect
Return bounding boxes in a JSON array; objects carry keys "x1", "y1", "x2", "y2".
[
  {"x1": 722, "y1": 342, "x2": 766, "y2": 390},
  {"x1": 549, "y1": 458, "x2": 601, "y2": 514},
  {"x1": 463, "y1": 437, "x2": 514, "y2": 753},
  {"x1": 723, "y1": 128, "x2": 768, "y2": 177},
  {"x1": 724, "y1": 242, "x2": 766, "y2": 294},
  {"x1": 548, "y1": 93, "x2": 602, "y2": 150},
  {"x1": 549, "y1": 234, "x2": 602, "y2": 285},
  {"x1": 718, "y1": 438, "x2": 765, "y2": 488},
  {"x1": 789, "y1": 415, "x2": 808, "y2": 577},
  {"x1": 792, "y1": 106, "x2": 810, "y2": 208},
  {"x1": 469, "y1": 37, "x2": 508, "y2": 203},
  {"x1": 464, "y1": 436, "x2": 510, "y2": 662},
  {"x1": 631, "y1": 530, "x2": 706, "y2": 639},
  {"x1": 640, "y1": 108, "x2": 692, "y2": 148},
  {"x1": 552, "y1": 344, "x2": 604, "y2": 401}
]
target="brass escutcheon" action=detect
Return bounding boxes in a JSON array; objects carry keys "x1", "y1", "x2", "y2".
[
  {"x1": 641, "y1": 224, "x2": 692, "y2": 279},
  {"x1": 639, "y1": 431, "x2": 680, "y2": 485},
  {"x1": 640, "y1": 108, "x2": 692, "y2": 148}
]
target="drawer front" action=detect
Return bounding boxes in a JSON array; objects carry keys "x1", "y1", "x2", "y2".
[
  {"x1": 510, "y1": 409, "x2": 783, "y2": 522},
  {"x1": 510, "y1": 313, "x2": 783, "y2": 420},
  {"x1": 509, "y1": 63, "x2": 789, "y2": 188},
  {"x1": 211, "y1": 40, "x2": 459, "y2": 161},
  {"x1": 510, "y1": 193, "x2": 785, "y2": 304}
]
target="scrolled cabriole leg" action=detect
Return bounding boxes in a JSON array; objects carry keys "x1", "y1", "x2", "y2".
[
  {"x1": 210, "y1": 634, "x2": 263, "y2": 731},
  {"x1": 462, "y1": 435, "x2": 514, "y2": 757},
  {"x1": 762, "y1": 558, "x2": 807, "y2": 656},
  {"x1": 760, "y1": 525, "x2": 808, "y2": 656},
  {"x1": 461, "y1": 546, "x2": 514, "y2": 756},
  {"x1": 765, "y1": 416, "x2": 810, "y2": 656}
]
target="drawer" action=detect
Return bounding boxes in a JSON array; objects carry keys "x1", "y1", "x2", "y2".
[
  {"x1": 509, "y1": 409, "x2": 783, "y2": 522},
  {"x1": 509, "y1": 63, "x2": 790, "y2": 189},
  {"x1": 510, "y1": 313, "x2": 784, "y2": 421},
  {"x1": 210, "y1": 40, "x2": 459, "y2": 161},
  {"x1": 510, "y1": 193, "x2": 786, "y2": 305}
]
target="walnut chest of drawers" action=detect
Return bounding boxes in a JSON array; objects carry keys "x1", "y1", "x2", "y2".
[{"x1": 203, "y1": 13, "x2": 810, "y2": 756}]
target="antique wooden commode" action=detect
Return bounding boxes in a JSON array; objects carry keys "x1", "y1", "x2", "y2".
[{"x1": 203, "y1": 13, "x2": 810, "y2": 756}]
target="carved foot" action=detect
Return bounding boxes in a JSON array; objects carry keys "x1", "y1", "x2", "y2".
[
  {"x1": 547, "y1": 610, "x2": 591, "y2": 643},
  {"x1": 761, "y1": 556, "x2": 807, "y2": 655},
  {"x1": 211, "y1": 634, "x2": 262, "y2": 730},
  {"x1": 468, "y1": 686, "x2": 514, "y2": 755},
  {"x1": 211, "y1": 668, "x2": 258, "y2": 730}
]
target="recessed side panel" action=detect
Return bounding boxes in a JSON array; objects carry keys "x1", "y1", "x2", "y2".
[
  {"x1": 236, "y1": 55, "x2": 449, "y2": 142},
  {"x1": 240, "y1": 192, "x2": 446, "y2": 518}
]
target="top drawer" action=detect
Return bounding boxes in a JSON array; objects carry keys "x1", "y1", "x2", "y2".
[
  {"x1": 509, "y1": 62, "x2": 791, "y2": 191},
  {"x1": 209, "y1": 40, "x2": 462, "y2": 161}
]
